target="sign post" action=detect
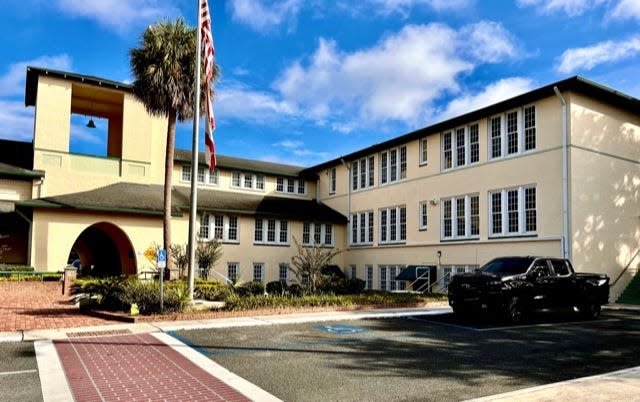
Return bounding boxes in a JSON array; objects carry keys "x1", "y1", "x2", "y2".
[{"x1": 157, "y1": 249, "x2": 167, "y2": 313}]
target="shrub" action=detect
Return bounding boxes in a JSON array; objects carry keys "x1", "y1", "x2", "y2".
[
  {"x1": 288, "y1": 284, "x2": 303, "y2": 297},
  {"x1": 195, "y1": 279, "x2": 232, "y2": 301},
  {"x1": 322, "y1": 278, "x2": 366, "y2": 295},
  {"x1": 119, "y1": 279, "x2": 189, "y2": 314},
  {"x1": 0, "y1": 264, "x2": 35, "y2": 272},
  {"x1": 266, "y1": 281, "x2": 288, "y2": 295},
  {"x1": 236, "y1": 280, "x2": 265, "y2": 296},
  {"x1": 71, "y1": 276, "x2": 129, "y2": 310}
]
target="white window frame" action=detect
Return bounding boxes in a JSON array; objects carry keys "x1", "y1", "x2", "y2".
[
  {"x1": 349, "y1": 264, "x2": 357, "y2": 280},
  {"x1": 441, "y1": 123, "x2": 480, "y2": 171},
  {"x1": 380, "y1": 146, "x2": 407, "y2": 185},
  {"x1": 227, "y1": 262, "x2": 239, "y2": 283},
  {"x1": 351, "y1": 156, "x2": 374, "y2": 192},
  {"x1": 231, "y1": 171, "x2": 264, "y2": 191},
  {"x1": 488, "y1": 185, "x2": 537, "y2": 237},
  {"x1": 378, "y1": 264, "x2": 406, "y2": 291},
  {"x1": 440, "y1": 194, "x2": 480, "y2": 240},
  {"x1": 365, "y1": 265, "x2": 373, "y2": 290},
  {"x1": 279, "y1": 263, "x2": 289, "y2": 282},
  {"x1": 276, "y1": 177, "x2": 306, "y2": 195},
  {"x1": 253, "y1": 263, "x2": 264, "y2": 283},
  {"x1": 329, "y1": 167, "x2": 337, "y2": 194},
  {"x1": 488, "y1": 105, "x2": 537, "y2": 161},
  {"x1": 419, "y1": 201, "x2": 428, "y2": 230},
  {"x1": 181, "y1": 164, "x2": 219, "y2": 186},
  {"x1": 419, "y1": 137, "x2": 428, "y2": 165},
  {"x1": 200, "y1": 214, "x2": 239, "y2": 243},
  {"x1": 349, "y1": 211, "x2": 374, "y2": 246},
  {"x1": 302, "y1": 222, "x2": 334, "y2": 247},
  {"x1": 254, "y1": 218, "x2": 289, "y2": 245},
  {"x1": 379, "y1": 205, "x2": 406, "y2": 244}
]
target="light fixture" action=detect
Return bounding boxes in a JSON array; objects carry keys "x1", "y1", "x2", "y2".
[{"x1": 429, "y1": 198, "x2": 438, "y2": 206}]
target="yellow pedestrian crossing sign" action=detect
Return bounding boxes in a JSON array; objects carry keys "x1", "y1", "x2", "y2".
[{"x1": 143, "y1": 246, "x2": 156, "y2": 262}]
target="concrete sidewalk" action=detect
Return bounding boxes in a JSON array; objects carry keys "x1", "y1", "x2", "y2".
[{"x1": 2, "y1": 305, "x2": 640, "y2": 402}]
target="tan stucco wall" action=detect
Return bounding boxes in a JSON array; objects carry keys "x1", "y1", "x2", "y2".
[
  {"x1": 31, "y1": 76, "x2": 167, "y2": 197},
  {"x1": 569, "y1": 94, "x2": 640, "y2": 296},
  {"x1": 0, "y1": 179, "x2": 33, "y2": 201}
]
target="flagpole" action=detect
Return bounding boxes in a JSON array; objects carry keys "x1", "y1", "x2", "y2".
[{"x1": 187, "y1": 0, "x2": 204, "y2": 303}]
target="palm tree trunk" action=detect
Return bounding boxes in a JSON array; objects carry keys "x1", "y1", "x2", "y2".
[{"x1": 163, "y1": 110, "x2": 177, "y2": 275}]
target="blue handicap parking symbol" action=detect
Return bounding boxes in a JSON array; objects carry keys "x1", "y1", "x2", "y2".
[
  {"x1": 157, "y1": 249, "x2": 167, "y2": 262},
  {"x1": 315, "y1": 324, "x2": 369, "y2": 335}
]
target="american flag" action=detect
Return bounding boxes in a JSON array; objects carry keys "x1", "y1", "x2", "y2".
[{"x1": 200, "y1": 0, "x2": 216, "y2": 171}]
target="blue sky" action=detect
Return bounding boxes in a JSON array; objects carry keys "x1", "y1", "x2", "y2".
[{"x1": 2, "y1": 0, "x2": 640, "y2": 167}]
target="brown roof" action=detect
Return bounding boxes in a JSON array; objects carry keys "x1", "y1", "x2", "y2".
[{"x1": 18, "y1": 182, "x2": 347, "y2": 222}]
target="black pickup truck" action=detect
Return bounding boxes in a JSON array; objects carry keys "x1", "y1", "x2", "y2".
[{"x1": 448, "y1": 256, "x2": 609, "y2": 323}]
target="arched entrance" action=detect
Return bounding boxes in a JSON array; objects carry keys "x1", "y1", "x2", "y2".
[{"x1": 67, "y1": 222, "x2": 137, "y2": 277}]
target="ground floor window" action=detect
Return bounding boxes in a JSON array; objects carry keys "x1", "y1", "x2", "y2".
[
  {"x1": 379, "y1": 264, "x2": 406, "y2": 291},
  {"x1": 253, "y1": 263, "x2": 264, "y2": 283},
  {"x1": 365, "y1": 265, "x2": 373, "y2": 290},
  {"x1": 227, "y1": 262, "x2": 239, "y2": 283},
  {"x1": 440, "y1": 265, "x2": 479, "y2": 290},
  {"x1": 279, "y1": 263, "x2": 289, "y2": 282}
]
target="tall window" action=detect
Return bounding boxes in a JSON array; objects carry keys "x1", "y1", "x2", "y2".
[
  {"x1": 379, "y1": 205, "x2": 406, "y2": 244},
  {"x1": 350, "y1": 211, "x2": 373, "y2": 245},
  {"x1": 380, "y1": 146, "x2": 406, "y2": 185},
  {"x1": 227, "y1": 263, "x2": 238, "y2": 283},
  {"x1": 349, "y1": 265, "x2": 357, "y2": 280},
  {"x1": 489, "y1": 185, "x2": 537, "y2": 237},
  {"x1": 200, "y1": 214, "x2": 238, "y2": 243},
  {"x1": 379, "y1": 266, "x2": 387, "y2": 291},
  {"x1": 441, "y1": 194, "x2": 480, "y2": 240},
  {"x1": 181, "y1": 164, "x2": 218, "y2": 186},
  {"x1": 329, "y1": 167, "x2": 336, "y2": 194},
  {"x1": 442, "y1": 123, "x2": 479, "y2": 171},
  {"x1": 379, "y1": 265, "x2": 406, "y2": 291},
  {"x1": 351, "y1": 156, "x2": 374, "y2": 191},
  {"x1": 365, "y1": 265, "x2": 373, "y2": 290},
  {"x1": 253, "y1": 263, "x2": 264, "y2": 283},
  {"x1": 276, "y1": 177, "x2": 306, "y2": 195},
  {"x1": 303, "y1": 222, "x2": 334, "y2": 246},
  {"x1": 420, "y1": 137, "x2": 428, "y2": 165},
  {"x1": 231, "y1": 171, "x2": 264, "y2": 190},
  {"x1": 254, "y1": 219, "x2": 289, "y2": 245},
  {"x1": 489, "y1": 105, "x2": 536, "y2": 160},
  {"x1": 279, "y1": 263, "x2": 289, "y2": 282},
  {"x1": 419, "y1": 201, "x2": 428, "y2": 230}
]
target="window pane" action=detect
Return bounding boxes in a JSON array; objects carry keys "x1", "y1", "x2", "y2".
[
  {"x1": 491, "y1": 193, "x2": 502, "y2": 234},
  {"x1": 276, "y1": 177, "x2": 284, "y2": 192},
  {"x1": 351, "y1": 215, "x2": 357, "y2": 244},
  {"x1": 456, "y1": 198, "x2": 466, "y2": 236},
  {"x1": 360, "y1": 213, "x2": 366, "y2": 243},
  {"x1": 368, "y1": 156, "x2": 375, "y2": 187},
  {"x1": 380, "y1": 153, "x2": 388, "y2": 184},
  {"x1": 254, "y1": 219, "x2": 263, "y2": 241},
  {"x1": 228, "y1": 216, "x2": 238, "y2": 241},
  {"x1": 197, "y1": 167, "x2": 205, "y2": 183},
  {"x1": 525, "y1": 187, "x2": 537, "y2": 232},
  {"x1": 182, "y1": 165, "x2": 191, "y2": 181},
  {"x1": 400, "y1": 206, "x2": 406, "y2": 241},
  {"x1": 330, "y1": 168, "x2": 336, "y2": 193},
  {"x1": 420, "y1": 138, "x2": 428, "y2": 164},
  {"x1": 352, "y1": 162, "x2": 359, "y2": 190},
  {"x1": 325, "y1": 224, "x2": 333, "y2": 245},
  {"x1": 360, "y1": 159, "x2": 366, "y2": 188},
  {"x1": 491, "y1": 117, "x2": 501, "y2": 158},
  {"x1": 420, "y1": 202, "x2": 428, "y2": 229},
  {"x1": 443, "y1": 132, "x2": 452, "y2": 169},
  {"x1": 443, "y1": 199, "x2": 452, "y2": 237},
  {"x1": 267, "y1": 219, "x2": 276, "y2": 242},
  {"x1": 256, "y1": 175, "x2": 264, "y2": 190},
  {"x1": 390, "y1": 149, "x2": 397, "y2": 182},
  {"x1": 400, "y1": 146, "x2": 407, "y2": 179},
  {"x1": 214, "y1": 215, "x2": 224, "y2": 239},
  {"x1": 390, "y1": 208, "x2": 397, "y2": 241},
  {"x1": 507, "y1": 111, "x2": 518, "y2": 154},
  {"x1": 279, "y1": 221, "x2": 288, "y2": 243},
  {"x1": 380, "y1": 210, "x2": 387, "y2": 242},
  {"x1": 470, "y1": 196, "x2": 479, "y2": 236},
  {"x1": 507, "y1": 189, "x2": 519, "y2": 233},
  {"x1": 287, "y1": 179, "x2": 294, "y2": 193},
  {"x1": 253, "y1": 263, "x2": 263, "y2": 282},
  {"x1": 297, "y1": 180, "x2": 305, "y2": 194},
  {"x1": 303, "y1": 222, "x2": 311, "y2": 244},
  {"x1": 469, "y1": 124, "x2": 479, "y2": 163},
  {"x1": 456, "y1": 128, "x2": 466, "y2": 167},
  {"x1": 244, "y1": 173, "x2": 252, "y2": 188},
  {"x1": 199, "y1": 214, "x2": 209, "y2": 238},
  {"x1": 524, "y1": 106, "x2": 536, "y2": 151},
  {"x1": 232, "y1": 172, "x2": 241, "y2": 187},
  {"x1": 314, "y1": 223, "x2": 322, "y2": 244},
  {"x1": 368, "y1": 211, "x2": 374, "y2": 243}
]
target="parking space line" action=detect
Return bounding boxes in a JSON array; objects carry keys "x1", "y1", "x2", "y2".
[
  {"x1": 407, "y1": 316, "x2": 619, "y2": 332},
  {"x1": 406, "y1": 316, "x2": 478, "y2": 331},
  {"x1": 0, "y1": 369, "x2": 37, "y2": 376}
]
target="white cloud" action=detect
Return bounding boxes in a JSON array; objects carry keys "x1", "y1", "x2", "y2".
[
  {"x1": 215, "y1": 83, "x2": 296, "y2": 124},
  {"x1": 557, "y1": 37, "x2": 640, "y2": 73},
  {"x1": 271, "y1": 139, "x2": 330, "y2": 160},
  {"x1": 608, "y1": 0, "x2": 640, "y2": 21},
  {"x1": 516, "y1": 0, "x2": 606, "y2": 16},
  {"x1": 0, "y1": 101, "x2": 35, "y2": 142},
  {"x1": 0, "y1": 55, "x2": 71, "y2": 96},
  {"x1": 440, "y1": 78, "x2": 536, "y2": 120},
  {"x1": 228, "y1": 0, "x2": 301, "y2": 32},
  {"x1": 55, "y1": 0, "x2": 179, "y2": 34},
  {"x1": 367, "y1": 0, "x2": 472, "y2": 15},
  {"x1": 272, "y1": 22, "x2": 519, "y2": 128}
]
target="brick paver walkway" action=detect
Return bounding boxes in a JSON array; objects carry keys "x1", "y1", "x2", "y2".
[
  {"x1": 0, "y1": 282, "x2": 112, "y2": 332},
  {"x1": 54, "y1": 333, "x2": 251, "y2": 402}
]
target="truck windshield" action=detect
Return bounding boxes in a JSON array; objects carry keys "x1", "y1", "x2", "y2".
[{"x1": 481, "y1": 257, "x2": 535, "y2": 276}]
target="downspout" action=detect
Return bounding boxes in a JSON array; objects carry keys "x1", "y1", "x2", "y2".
[{"x1": 553, "y1": 86, "x2": 570, "y2": 260}]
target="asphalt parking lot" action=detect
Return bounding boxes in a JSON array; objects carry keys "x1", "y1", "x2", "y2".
[
  {"x1": 0, "y1": 342, "x2": 43, "y2": 402},
  {"x1": 172, "y1": 309, "x2": 640, "y2": 402}
]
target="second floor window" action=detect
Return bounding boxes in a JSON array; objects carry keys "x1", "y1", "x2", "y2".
[
  {"x1": 328, "y1": 167, "x2": 337, "y2": 194},
  {"x1": 489, "y1": 185, "x2": 537, "y2": 237},
  {"x1": 419, "y1": 201, "x2": 428, "y2": 230},
  {"x1": 254, "y1": 218, "x2": 289, "y2": 245},
  {"x1": 379, "y1": 205, "x2": 406, "y2": 244},
  {"x1": 441, "y1": 194, "x2": 480, "y2": 240},
  {"x1": 302, "y1": 222, "x2": 334, "y2": 246},
  {"x1": 200, "y1": 214, "x2": 238, "y2": 243},
  {"x1": 419, "y1": 137, "x2": 428, "y2": 165},
  {"x1": 350, "y1": 211, "x2": 374, "y2": 246}
]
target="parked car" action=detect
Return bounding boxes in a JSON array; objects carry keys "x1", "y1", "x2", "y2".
[{"x1": 448, "y1": 256, "x2": 609, "y2": 323}]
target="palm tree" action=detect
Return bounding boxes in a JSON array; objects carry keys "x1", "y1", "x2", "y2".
[{"x1": 130, "y1": 18, "x2": 218, "y2": 273}]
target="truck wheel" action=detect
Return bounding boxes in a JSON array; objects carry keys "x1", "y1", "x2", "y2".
[
  {"x1": 507, "y1": 298, "x2": 525, "y2": 324},
  {"x1": 578, "y1": 304, "x2": 601, "y2": 320}
]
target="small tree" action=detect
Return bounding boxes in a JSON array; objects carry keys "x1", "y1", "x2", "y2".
[
  {"x1": 290, "y1": 236, "x2": 342, "y2": 294},
  {"x1": 195, "y1": 238, "x2": 222, "y2": 280},
  {"x1": 171, "y1": 244, "x2": 189, "y2": 278}
]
